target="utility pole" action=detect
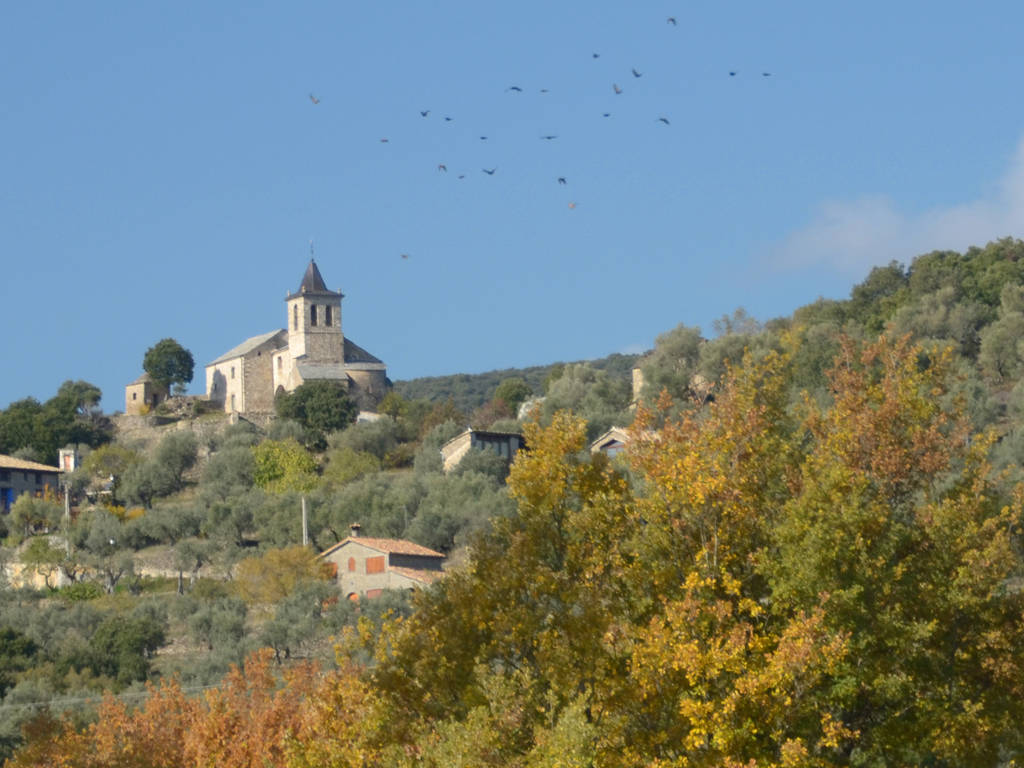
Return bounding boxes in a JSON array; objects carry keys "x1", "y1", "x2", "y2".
[
  {"x1": 63, "y1": 482, "x2": 71, "y2": 558},
  {"x1": 301, "y1": 496, "x2": 309, "y2": 547}
]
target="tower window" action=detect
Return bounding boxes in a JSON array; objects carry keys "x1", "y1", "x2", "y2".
[
  {"x1": 310, "y1": 305, "x2": 317, "y2": 326},
  {"x1": 231, "y1": 366, "x2": 235, "y2": 379},
  {"x1": 293, "y1": 305, "x2": 298, "y2": 330},
  {"x1": 277, "y1": 357, "x2": 282, "y2": 370},
  {"x1": 325, "y1": 305, "x2": 332, "y2": 325}
]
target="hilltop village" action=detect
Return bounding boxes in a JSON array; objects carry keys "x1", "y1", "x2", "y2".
[{"x1": 2, "y1": 240, "x2": 1024, "y2": 764}]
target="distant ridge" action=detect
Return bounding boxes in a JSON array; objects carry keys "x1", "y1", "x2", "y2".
[{"x1": 393, "y1": 352, "x2": 642, "y2": 412}]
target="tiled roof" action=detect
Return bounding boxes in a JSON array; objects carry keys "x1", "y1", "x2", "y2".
[
  {"x1": 208, "y1": 329, "x2": 286, "y2": 365},
  {"x1": 319, "y1": 537, "x2": 444, "y2": 559},
  {"x1": 0, "y1": 454, "x2": 60, "y2": 472},
  {"x1": 390, "y1": 566, "x2": 445, "y2": 585}
]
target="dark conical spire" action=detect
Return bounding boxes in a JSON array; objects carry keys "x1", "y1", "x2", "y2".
[
  {"x1": 289, "y1": 259, "x2": 341, "y2": 299},
  {"x1": 299, "y1": 259, "x2": 328, "y2": 293}
]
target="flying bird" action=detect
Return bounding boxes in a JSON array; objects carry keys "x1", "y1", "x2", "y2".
[
  {"x1": 438, "y1": 164, "x2": 447, "y2": 172},
  {"x1": 613, "y1": 83, "x2": 623, "y2": 94},
  {"x1": 420, "y1": 109, "x2": 430, "y2": 117},
  {"x1": 457, "y1": 174, "x2": 465, "y2": 179},
  {"x1": 592, "y1": 53, "x2": 600, "y2": 58},
  {"x1": 729, "y1": 71, "x2": 737, "y2": 76},
  {"x1": 480, "y1": 136, "x2": 488, "y2": 140},
  {"x1": 506, "y1": 85, "x2": 523, "y2": 92},
  {"x1": 309, "y1": 93, "x2": 320, "y2": 104},
  {"x1": 540, "y1": 135, "x2": 558, "y2": 140},
  {"x1": 657, "y1": 116, "x2": 670, "y2": 125},
  {"x1": 444, "y1": 116, "x2": 453, "y2": 121},
  {"x1": 667, "y1": 16, "x2": 677, "y2": 25},
  {"x1": 482, "y1": 168, "x2": 496, "y2": 175},
  {"x1": 602, "y1": 112, "x2": 611, "y2": 117},
  {"x1": 762, "y1": 72, "x2": 772, "y2": 77},
  {"x1": 540, "y1": 88, "x2": 549, "y2": 93},
  {"x1": 400, "y1": 253, "x2": 410, "y2": 260},
  {"x1": 557, "y1": 177, "x2": 567, "y2": 185},
  {"x1": 380, "y1": 138, "x2": 389, "y2": 143},
  {"x1": 568, "y1": 202, "x2": 576, "y2": 209},
  {"x1": 632, "y1": 68, "x2": 642, "y2": 77}
]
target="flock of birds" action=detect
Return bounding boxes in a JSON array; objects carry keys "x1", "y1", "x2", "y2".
[{"x1": 305, "y1": 15, "x2": 774, "y2": 259}]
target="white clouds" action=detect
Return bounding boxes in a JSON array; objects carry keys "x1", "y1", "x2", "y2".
[{"x1": 773, "y1": 138, "x2": 1024, "y2": 275}]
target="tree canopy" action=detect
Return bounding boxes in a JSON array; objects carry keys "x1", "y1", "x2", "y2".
[{"x1": 143, "y1": 338, "x2": 195, "y2": 393}]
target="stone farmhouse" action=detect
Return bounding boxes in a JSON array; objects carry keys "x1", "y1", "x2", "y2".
[
  {"x1": 203, "y1": 260, "x2": 389, "y2": 415},
  {"x1": 439, "y1": 428, "x2": 527, "y2": 473},
  {"x1": 318, "y1": 525, "x2": 445, "y2": 600},
  {"x1": 0, "y1": 454, "x2": 62, "y2": 513}
]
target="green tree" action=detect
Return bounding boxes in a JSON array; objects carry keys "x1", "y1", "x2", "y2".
[
  {"x1": 979, "y1": 284, "x2": 1024, "y2": 381},
  {"x1": 493, "y1": 377, "x2": 533, "y2": 415},
  {"x1": 83, "y1": 614, "x2": 166, "y2": 685},
  {"x1": 322, "y1": 446, "x2": 381, "y2": 488},
  {"x1": 0, "y1": 398, "x2": 43, "y2": 456},
  {"x1": 9, "y1": 495, "x2": 63, "y2": 540},
  {"x1": 275, "y1": 380, "x2": 357, "y2": 447},
  {"x1": 638, "y1": 323, "x2": 703, "y2": 405},
  {"x1": 252, "y1": 438, "x2": 318, "y2": 493},
  {"x1": 19, "y1": 538, "x2": 64, "y2": 589},
  {"x1": 143, "y1": 338, "x2": 195, "y2": 394},
  {"x1": 540, "y1": 363, "x2": 632, "y2": 441}
]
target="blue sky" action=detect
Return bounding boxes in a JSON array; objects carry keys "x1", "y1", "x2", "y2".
[{"x1": 4, "y1": 2, "x2": 1024, "y2": 411}]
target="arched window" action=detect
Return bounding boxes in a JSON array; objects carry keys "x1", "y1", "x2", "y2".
[
  {"x1": 310, "y1": 305, "x2": 317, "y2": 326},
  {"x1": 325, "y1": 305, "x2": 332, "y2": 325}
]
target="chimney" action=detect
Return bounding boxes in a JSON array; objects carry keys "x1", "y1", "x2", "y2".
[{"x1": 349, "y1": 523, "x2": 361, "y2": 538}]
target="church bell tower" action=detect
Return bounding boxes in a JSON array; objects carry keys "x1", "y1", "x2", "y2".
[{"x1": 286, "y1": 259, "x2": 344, "y2": 363}]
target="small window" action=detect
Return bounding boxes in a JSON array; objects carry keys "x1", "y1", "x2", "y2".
[
  {"x1": 310, "y1": 305, "x2": 317, "y2": 326},
  {"x1": 366, "y1": 555, "x2": 386, "y2": 574},
  {"x1": 277, "y1": 357, "x2": 282, "y2": 370},
  {"x1": 325, "y1": 305, "x2": 332, "y2": 325},
  {"x1": 293, "y1": 304, "x2": 298, "y2": 330},
  {"x1": 35, "y1": 473, "x2": 42, "y2": 485},
  {"x1": 230, "y1": 394, "x2": 236, "y2": 411},
  {"x1": 231, "y1": 367, "x2": 235, "y2": 379},
  {"x1": 348, "y1": 557, "x2": 356, "y2": 572},
  {"x1": 132, "y1": 392, "x2": 137, "y2": 400}
]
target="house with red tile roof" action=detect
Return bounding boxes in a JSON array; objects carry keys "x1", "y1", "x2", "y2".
[{"x1": 318, "y1": 524, "x2": 445, "y2": 600}]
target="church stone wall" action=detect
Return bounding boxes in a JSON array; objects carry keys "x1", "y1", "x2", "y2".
[
  {"x1": 206, "y1": 359, "x2": 245, "y2": 412},
  {"x1": 347, "y1": 369, "x2": 389, "y2": 409},
  {"x1": 242, "y1": 349, "x2": 276, "y2": 412}
]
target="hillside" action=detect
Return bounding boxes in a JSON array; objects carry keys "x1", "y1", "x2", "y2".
[
  {"x1": 4, "y1": 237, "x2": 1024, "y2": 764},
  {"x1": 392, "y1": 352, "x2": 641, "y2": 412}
]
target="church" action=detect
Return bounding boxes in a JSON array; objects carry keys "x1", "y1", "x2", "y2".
[{"x1": 203, "y1": 260, "x2": 388, "y2": 414}]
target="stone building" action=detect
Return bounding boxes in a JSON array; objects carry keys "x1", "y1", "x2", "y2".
[
  {"x1": 0, "y1": 454, "x2": 62, "y2": 513},
  {"x1": 204, "y1": 260, "x2": 388, "y2": 414},
  {"x1": 124, "y1": 373, "x2": 168, "y2": 415},
  {"x1": 319, "y1": 526, "x2": 445, "y2": 600},
  {"x1": 439, "y1": 428, "x2": 527, "y2": 473}
]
